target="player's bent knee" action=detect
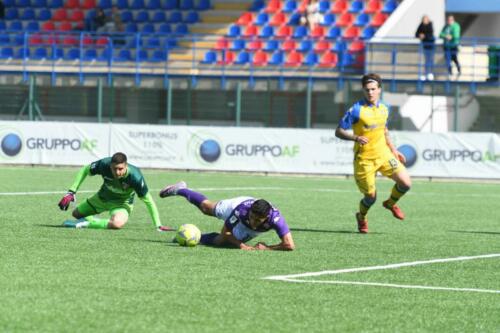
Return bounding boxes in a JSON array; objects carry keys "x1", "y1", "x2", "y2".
[
  {"x1": 108, "y1": 220, "x2": 125, "y2": 229},
  {"x1": 200, "y1": 201, "x2": 215, "y2": 216},
  {"x1": 72, "y1": 209, "x2": 84, "y2": 219}
]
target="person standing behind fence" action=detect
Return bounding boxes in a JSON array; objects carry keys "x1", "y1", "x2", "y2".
[
  {"x1": 439, "y1": 15, "x2": 461, "y2": 77},
  {"x1": 415, "y1": 15, "x2": 435, "y2": 81}
]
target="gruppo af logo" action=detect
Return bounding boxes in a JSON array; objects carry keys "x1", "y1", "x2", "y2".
[
  {"x1": 0, "y1": 131, "x2": 23, "y2": 158},
  {"x1": 397, "y1": 144, "x2": 417, "y2": 168}
]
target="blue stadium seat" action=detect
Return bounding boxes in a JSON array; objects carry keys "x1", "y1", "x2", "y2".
[
  {"x1": 382, "y1": 0, "x2": 397, "y2": 13},
  {"x1": 3, "y1": 0, "x2": 14, "y2": 6},
  {"x1": 326, "y1": 26, "x2": 341, "y2": 39},
  {"x1": 21, "y1": 8, "x2": 36, "y2": 20},
  {"x1": 65, "y1": 48, "x2": 80, "y2": 60},
  {"x1": 179, "y1": 0, "x2": 194, "y2": 10},
  {"x1": 249, "y1": 0, "x2": 264, "y2": 11},
  {"x1": 13, "y1": 34, "x2": 25, "y2": 46},
  {"x1": 16, "y1": 0, "x2": 31, "y2": 7},
  {"x1": 9, "y1": 21, "x2": 23, "y2": 31},
  {"x1": 135, "y1": 11, "x2": 150, "y2": 23},
  {"x1": 125, "y1": 22, "x2": 138, "y2": 33},
  {"x1": 361, "y1": 26, "x2": 376, "y2": 39},
  {"x1": 136, "y1": 49, "x2": 149, "y2": 61},
  {"x1": 121, "y1": 10, "x2": 133, "y2": 22},
  {"x1": 268, "y1": 50, "x2": 284, "y2": 65},
  {"x1": 174, "y1": 24, "x2": 188, "y2": 34},
  {"x1": 98, "y1": 0, "x2": 112, "y2": 8},
  {"x1": 234, "y1": 51, "x2": 250, "y2": 65},
  {"x1": 185, "y1": 11, "x2": 199, "y2": 24},
  {"x1": 227, "y1": 25, "x2": 241, "y2": 38},
  {"x1": 255, "y1": 13, "x2": 269, "y2": 26},
  {"x1": 293, "y1": 25, "x2": 308, "y2": 38},
  {"x1": 146, "y1": 36, "x2": 160, "y2": 47},
  {"x1": 321, "y1": 13, "x2": 335, "y2": 26},
  {"x1": 287, "y1": 12, "x2": 301, "y2": 26},
  {"x1": 48, "y1": 0, "x2": 63, "y2": 7},
  {"x1": 263, "y1": 39, "x2": 279, "y2": 52},
  {"x1": 162, "y1": 0, "x2": 177, "y2": 10},
  {"x1": 298, "y1": 40, "x2": 312, "y2": 53},
  {"x1": 32, "y1": 0, "x2": 46, "y2": 6},
  {"x1": 117, "y1": 0, "x2": 129, "y2": 8},
  {"x1": 0, "y1": 22, "x2": 6, "y2": 31},
  {"x1": 152, "y1": 11, "x2": 166, "y2": 22},
  {"x1": 230, "y1": 39, "x2": 246, "y2": 51},
  {"x1": 26, "y1": 21, "x2": 40, "y2": 32},
  {"x1": 98, "y1": 48, "x2": 112, "y2": 61},
  {"x1": 15, "y1": 47, "x2": 30, "y2": 59},
  {"x1": 282, "y1": 0, "x2": 296, "y2": 13},
  {"x1": 258, "y1": 25, "x2": 274, "y2": 38},
  {"x1": 130, "y1": 0, "x2": 145, "y2": 9},
  {"x1": 51, "y1": 47, "x2": 64, "y2": 60},
  {"x1": 5, "y1": 8, "x2": 19, "y2": 20},
  {"x1": 146, "y1": 0, "x2": 161, "y2": 9},
  {"x1": 201, "y1": 50, "x2": 216, "y2": 64},
  {"x1": 348, "y1": 0, "x2": 364, "y2": 13},
  {"x1": 142, "y1": 23, "x2": 156, "y2": 33},
  {"x1": 150, "y1": 49, "x2": 167, "y2": 61},
  {"x1": 38, "y1": 8, "x2": 52, "y2": 20},
  {"x1": 339, "y1": 52, "x2": 354, "y2": 67},
  {"x1": 354, "y1": 13, "x2": 370, "y2": 27},
  {"x1": 33, "y1": 47, "x2": 48, "y2": 60},
  {"x1": 318, "y1": 0, "x2": 330, "y2": 13},
  {"x1": 82, "y1": 48, "x2": 97, "y2": 61},
  {"x1": 332, "y1": 40, "x2": 347, "y2": 52},
  {"x1": 169, "y1": 11, "x2": 183, "y2": 24},
  {"x1": 303, "y1": 52, "x2": 319, "y2": 66},
  {"x1": 0, "y1": 47, "x2": 14, "y2": 59},
  {"x1": 158, "y1": 23, "x2": 171, "y2": 33},
  {"x1": 195, "y1": 0, "x2": 211, "y2": 10}
]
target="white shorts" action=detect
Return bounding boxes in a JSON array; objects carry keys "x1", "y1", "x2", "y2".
[{"x1": 214, "y1": 196, "x2": 252, "y2": 221}]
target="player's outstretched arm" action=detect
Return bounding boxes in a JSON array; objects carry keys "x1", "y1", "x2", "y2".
[
  {"x1": 216, "y1": 226, "x2": 255, "y2": 250},
  {"x1": 255, "y1": 232, "x2": 295, "y2": 251},
  {"x1": 58, "y1": 165, "x2": 90, "y2": 210},
  {"x1": 139, "y1": 192, "x2": 165, "y2": 231}
]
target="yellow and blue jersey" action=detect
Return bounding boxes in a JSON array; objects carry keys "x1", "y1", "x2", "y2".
[{"x1": 339, "y1": 99, "x2": 392, "y2": 160}]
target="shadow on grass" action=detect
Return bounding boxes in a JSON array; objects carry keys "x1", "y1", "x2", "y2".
[
  {"x1": 36, "y1": 224, "x2": 65, "y2": 228},
  {"x1": 449, "y1": 230, "x2": 500, "y2": 236},
  {"x1": 290, "y1": 228, "x2": 383, "y2": 235}
]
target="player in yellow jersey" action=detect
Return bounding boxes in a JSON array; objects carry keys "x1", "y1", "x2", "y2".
[{"x1": 335, "y1": 73, "x2": 412, "y2": 233}]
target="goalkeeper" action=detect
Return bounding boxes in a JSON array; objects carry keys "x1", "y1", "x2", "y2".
[{"x1": 58, "y1": 152, "x2": 169, "y2": 231}]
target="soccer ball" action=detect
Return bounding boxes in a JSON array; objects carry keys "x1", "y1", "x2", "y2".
[{"x1": 175, "y1": 224, "x2": 201, "y2": 247}]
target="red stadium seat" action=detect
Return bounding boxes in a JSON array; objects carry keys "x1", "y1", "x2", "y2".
[
  {"x1": 318, "y1": 50, "x2": 338, "y2": 67},
  {"x1": 82, "y1": 34, "x2": 93, "y2": 45},
  {"x1": 252, "y1": 50, "x2": 268, "y2": 66},
  {"x1": 343, "y1": 26, "x2": 360, "y2": 39},
  {"x1": 348, "y1": 40, "x2": 365, "y2": 53},
  {"x1": 276, "y1": 25, "x2": 292, "y2": 38},
  {"x1": 370, "y1": 13, "x2": 388, "y2": 27},
  {"x1": 281, "y1": 39, "x2": 296, "y2": 51},
  {"x1": 70, "y1": 10, "x2": 84, "y2": 21},
  {"x1": 365, "y1": 0, "x2": 382, "y2": 14},
  {"x1": 217, "y1": 50, "x2": 235, "y2": 65},
  {"x1": 62, "y1": 35, "x2": 78, "y2": 45},
  {"x1": 41, "y1": 21, "x2": 55, "y2": 31},
  {"x1": 331, "y1": 0, "x2": 347, "y2": 14},
  {"x1": 242, "y1": 25, "x2": 258, "y2": 37},
  {"x1": 237, "y1": 12, "x2": 253, "y2": 25},
  {"x1": 247, "y1": 39, "x2": 263, "y2": 51},
  {"x1": 215, "y1": 37, "x2": 229, "y2": 50},
  {"x1": 336, "y1": 12, "x2": 353, "y2": 27},
  {"x1": 269, "y1": 12, "x2": 285, "y2": 26},
  {"x1": 29, "y1": 34, "x2": 43, "y2": 45},
  {"x1": 265, "y1": 0, "x2": 281, "y2": 13},
  {"x1": 95, "y1": 36, "x2": 109, "y2": 46},
  {"x1": 297, "y1": 0, "x2": 308, "y2": 13},
  {"x1": 284, "y1": 50, "x2": 303, "y2": 66},
  {"x1": 314, "y1": 40, "x2": 330, "y2": 53},
  {"x1": 65, "y1": 0, "x2": 79, "y2": 8},
  {"x1": 311, "y1": 25, "x2": 325, "y2": 38},
  {"x1": 81, "y1": 0, "x2": 96, "y2": 9},
  {"x1": 59, "y1": 21, "x2": 72, "y2": 31},
  {"x1": 53, "y1": 8, "x2": 68, "y2": 21}
]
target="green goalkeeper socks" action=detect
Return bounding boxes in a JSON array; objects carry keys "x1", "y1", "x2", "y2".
[{"x1": 84, "y1": 216, "x2": 110, "y2": 229}]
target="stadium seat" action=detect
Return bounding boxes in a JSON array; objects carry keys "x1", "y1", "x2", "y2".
[
  {"x1": 152, "y1": 11, "x2": 167, "y2": 22},
  {"x1": 97, "y1": 0, "x2": 112, "y2": 8},
  {"x1": 97, "y1": 48, "x2": 113, "y2": 61},
  {"x1": 136, "y1": 11, "x2": 150, "y2": 23},
  {"x1": 21, "y1": 8, "x2": 35, "y2": 20},
  {"x1": 50, "y1": 48, "x2": 64, "y2": 60},
  {"x1": 15, "y1": 47, "x2": 30, "y2": 59},
  {"x1": 230, "y1": 39, "x2": 246, "y2": 51},
  {"x1": 53, "y1": 9, "x2": 68, "y2": 21},
  {"x1": 217, "y1": 50, "x2": 234, "y2": 65},
  {"x1": 201, "y1": 50, "x2": 216, "y2": 64},
  {"x1": 162, "y1": 0, "x2": 177, "y2": 9},
  {"x1": 146, "y1": 0, "x2": 161, "y2": 9},
  {"x1": 214, "y1": 37, "x2": 228, "y2": 50},
  {"x1": 348, "y1": 40, "x2": 365, "y2": 53},
  {"x1": 354, "y1": 13, "x2": 370, "y2": 26},
  {"x1": 142, "y1": 23, "x2": 155, "y2": 33},
  {"x1": 234, "y1": 51, "x2": 250, "y2": 65},
  {"x1": 81, "y1": 0, "x2": 96, "y2": 9},
  {"x1": 13, "y1": 34, "x2": 25, "y2": 46},
  {"x1": 318, "y1": 50, "x2": 338, "y2": 67},
  {"x1": 237, "y1": 12, "x2": 253, "y2": 26},
  {"x1": 227, "y1": 25, "x2": 241, "y2": 38},
  {"x1": 303, "y1": 52, "x2": 318, "y2": 66},
  {"x1": 268, "y1": 50, "x2": 284, "y2": 65},
  {"x1": 65, "y1": 0, "x2": 79, "y2": 8},
  {"x1": 314, "y1": 40, "x2": 330, "y2": 53},
  {"x1": 348, "y1": 0, "x2": 364, "y2": 13},
  {"x1": 318, "y1": 0, "x2": 330, "y2": 13},
  {"x1": 247, "y1": 39, "x2": 262, "y2": 51},
  {"x1": 287, "y1": 12, "x2": 302, "y2": 26},
  {"x1": 32, "y1": 47, "x2": 48, "y2": 60},
  {"x1": 121, "y1": 11, "x2": 133, "y2": 22},
  {"x1": 136, "y1": 49, "x2": 148, "y2": 61},
  {"x1": 150, "y1": 49, "x2": 167, "y2": 62},
  {"x1": 249, "y1": 49, "x2": 266, "y2": 66},
  {"x1": 174, "y1": 24, "x2": 188, "y2": 34},
  {"x1": 249, "y1": 0, "x2": 264, "y2": 12},
  {"x1": 16, "y1": 0, "x2": 30, "y2": 7},
  {"x1": 48, "y1": 0, "x2": 63, "y2": 7},
  {"x1": 64, "y1": 48, "x2": 80, "y2": 60},
  {"x1": 255, "y1": 13, "x2": 269, "y2": 26},
  {"x1": 59, "y1": 22, "x2": 72, "y2": 31},
  {"x1": 259, "y1": 25, "x2": 274, "y2": 38},
  {"x1": 28, "y1": 33, "x2": 43, "y2": 45},
  {"x1": 296, "y1": 0, "x2": 308, "y2": 13},
  {"x1": 114, "y1": 49, "x2": 132, "y2": 61},
  {"x1": 326, "y1": 26, "x2": 341, "y2": 39},
  {"x1": 95, "y1": 36, "x2": 110, "y2": 46},
  {"x1": 281, "y1": 39, "x2": 296, "y2": 52},
  {"x1": 310, "y1": 26, "x2": 325, "y2": 38},
  {"x1": 41, "y1": 21, "x2": 56, "y2": 31},
  {"x1": 9, "y1": 21, "x2": 23, "y2": 31},
  {"x1": 263, "y1": 39, "x2": 279, "y2": 52},
  {"x1": 336, "y1": 13, "x2": 353, "y2": 27},
  {"x1": 371, "y1": 13, "x2": 388, "y2": 27},
  {"x1": 276, "y1": 25, "x2": 292, "y2": 39},
  {"x1": 331, "y1": 0, "x2": 347, "y2": 14},
  {"x1": 169, "y1": 11, "x2": 183, "y2": 24},
  {"x1": 382, "y1": 0, "x2": 398, "y2": 13},
  {"x1": 242, "y1": 25, "x2": 258, "y2": 38},
  {"x1": 145, "y1": 36, "x2": 160, "y2": 47},
  {"x1": 297, "y1": 40, "x2": 312, "y2": 53},
  {"x1": 82, "y1": 48, "x2": 98, "y2": 61},
  {"x1": 81, "y1": 35, "x2": 94, "y2": 46},
  {"x1": 130, "y1": 0, "x2": 145, "y2": 9},
  {"x1": 321, "y1": 13, "x2": 335, "y2": 26},
  {"x1": 332, "y1": 39, "x2": 346, "y2": 52},
  {"x1": 195, "y1": 0, "x2": 211, "y2": 10},
  {"x1": 0, "y1": 47, "x2": 14, "y2": 59},
  {"x1": 282, "y1": 0, "x2": 296, "y2": 13},
  {"x1": 125, "y1": 22, "x2": 138, "y2": 33},
  {"x1": 5, "y1": 8, "x2": 19, "y2": 20},
  {"x1": 293, "y1": 25, "x2": 308, "y2": 39},
  {"x1": 62, "y1": 35, "x2": 78, "y2": 45},
  {"x1": 265, "y1": 0, "x2": 281, "y2": 13},
  {"x1": 159, "y1": 23, "x2": 171, "y2": 33},
  {"x1": 365, "y1": 0, "x2": 382, "y2": 14},
  {"x1": 284, "y1": 50, "x2": 302, "y2": 66},
  {"x1": 0, "y1": 22, "x2": 6, "y2": 31},
  {"x1": 339, "y1": 52, "x2": 354, "y2": 67},
  {"x1": 38, "y1": 8, "x2": 52, "y2": 20},
  {"x1": 33, "y1": 0, "x2": 47, "y2": 7},
  {"x1": 180, "y1": 0, "x2": 194, "y2": 10},
  {"x1": 185, "y1": 12, "x2": 199, "y2": 24},
  {"x1": 361, "y1": 26, "x2": 376, "y2": 39},
  {"x1": 117, "y1": 0, "x2": 128, "y2": 8},
  {"x1": 343, "y1": 26, "x2": 360, "y2": 39},
  {"x1": 70, "y1": 10, "x2": 85, "y2": 22},
  {"x1": 270, "y1": 12, "x2": 286, "y2": 26}
]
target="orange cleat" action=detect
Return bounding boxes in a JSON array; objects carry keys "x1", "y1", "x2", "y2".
[
  {"x1": 356, "y1": 213, "x2": 368, "y2": 234},
  {"x1": 383, "y1": 200, "x2": 405, "y2": 220}
]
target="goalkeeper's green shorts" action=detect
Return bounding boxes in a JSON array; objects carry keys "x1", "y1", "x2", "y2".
[{"x1": 76, "y1": 193, "x2": 133, "y2": 217}]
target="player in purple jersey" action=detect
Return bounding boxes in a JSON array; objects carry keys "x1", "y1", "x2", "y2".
[{"x1": 159, "y1": 181, "x2": 295, "y2": 251}]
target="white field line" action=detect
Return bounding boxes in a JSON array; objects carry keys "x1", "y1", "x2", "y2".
[
  {"x1": 1, "y1": 187, "x2": 500, "y2": 198},
  {"x1": 263, "y1": 253, "x2": 500, "y2": 294}
]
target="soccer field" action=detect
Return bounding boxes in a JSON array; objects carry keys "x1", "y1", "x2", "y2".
[{"x1": 1, "y1": 166, "x2": 499, "y2": 332}]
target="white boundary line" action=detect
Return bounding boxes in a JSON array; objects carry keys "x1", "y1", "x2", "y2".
[{"x1": 263, "y1": 254, "x2": 500, "y2": 294}]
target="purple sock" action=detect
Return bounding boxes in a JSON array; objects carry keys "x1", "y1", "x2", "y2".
[{"x1": 177, "y1": 188, "x2": 207, "y2": 208}]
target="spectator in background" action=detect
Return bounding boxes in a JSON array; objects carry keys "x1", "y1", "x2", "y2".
[
  {"x1": 106, "y1": 6, "x2": 124, "y2": 33},
  {"x1": 439, "y1": 15, "x2": 461, "y2": 77},
  {"x1": 93, "y1": 8, "x2": 108, "y2": 32},
  {"x1": 415, "y1": 15, "x2": 435, "y2": 81},
  {"x1": 0, "y1": 0, "x2": 5, "y2": 20},
  {"x1": 300, "y1": 0, "x2": 323, "y2": 30}
]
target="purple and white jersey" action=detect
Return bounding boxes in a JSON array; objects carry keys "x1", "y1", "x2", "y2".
[{"x1": 214, "y1": 197, "x2": 290, "y2": 242}]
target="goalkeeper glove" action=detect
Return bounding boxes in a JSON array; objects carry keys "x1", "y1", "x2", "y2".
[{"x1": 58, "y1": 191, "x2": 75, "y2": 211}]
